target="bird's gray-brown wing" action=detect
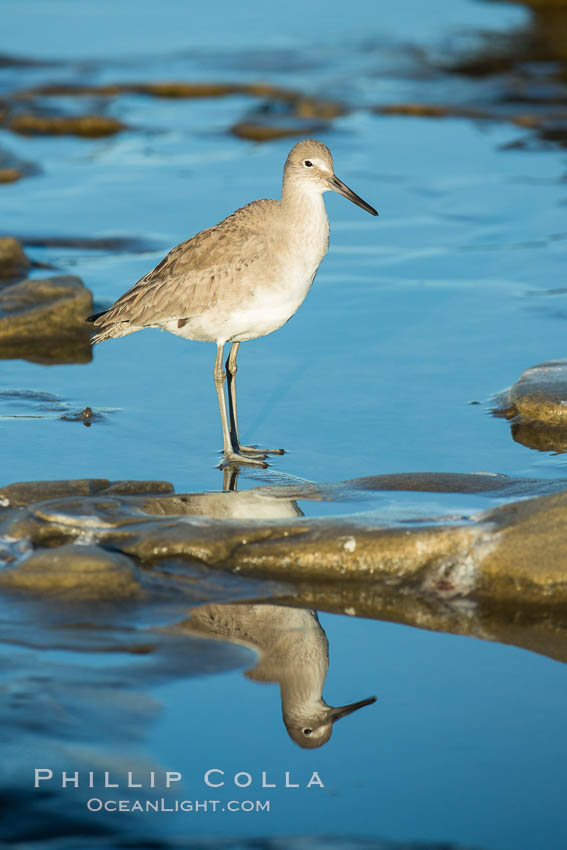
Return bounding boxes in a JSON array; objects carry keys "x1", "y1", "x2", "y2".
[{"x1": 89, "y1": 200, "x2": 280, "y2": 340}]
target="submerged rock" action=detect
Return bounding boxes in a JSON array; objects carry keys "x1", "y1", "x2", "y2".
[
  {"x1": 230, "y1": 94, "x2": 343, "y2": 142},
  {"x1": 137, "y1": 81, "x2": 242, "y2": 98},
  {"x1": 60, "y1": 405, "x2": 101, "y2": 426},
  {"x1": 19, "y1": 79, "x2": 323, "y2": 105},
  {"x1": 0, "y1": 146, "x2": 38, "y2": 184},
  {"x1": 493, "y1": 359, "x2": 567, "y2": 451},
  {"x1": 0, "y1": 274, "x2": 93, "y2": 364},
  {"x1": 14, "y1": 234, "x2": 160, "y2": 252},
  {"x1": 231, "y1": 121, "x2": 327, "y2": 141},
  {"x1": 10, "y1": 77, "x2": 344, "y2": 145},
  {"x1": 373, "y1": 102, "x2": 546, "y2": 131},
  {"x1": 9, "y1": 113, "x2": 126, "y2": 138},
  {"x1": 0, "y1": 168, "x2": 23, "y2": 183},
  {"x1": 375, "y1": 103, "x2": 491, "y2": 119}
]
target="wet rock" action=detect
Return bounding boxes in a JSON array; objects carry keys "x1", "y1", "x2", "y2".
[
  {"x1": 230, "y1": 91, "x2": 343, "y2": 142},
  {"x1": 0, "y1": 168, "x2": 23, "y2": 183},
  {"x1": 19, "y1": 80, "x2": 300, "y2": 103},
  {"x1": 0, "y1": 390, "x2": 113, "y2": 429},
  {"x1": 478, "y1": 490, "x2": 567, "y2": 601},
  {"x1": 15, "y1": 81, "x2": 240, "y2": 99},
  {"x1": 3, "y1": 473, "x2": 567, "y2": 607},
  {"x1": 14, "y1": 234, "x2": 160, "y2": 252},
  {"x1": 3, "y1": 475, "x2": 567, "y2": 661},
  {"x1": 137, "y1": 81, "x2": 241, "y2": 98},
  {"x1": 9, "y1": 113, "x2": 126, "y2": 138},
  {"x1": 493, "y1": 359, "x2": 567, "y2": 451},
  {"x1": 375, "y1": 103, "x2": 491, "y2": 119},
  {"x1": 0, "y1": 274, "x2": 93, "y2": 364},
  {"x1": 252, "y1": 471, "x2": 567, "y2": 504},
  {"x1": 10, "y1": 79, "x2": 343, "y2": 144},
  {"x1": 1, "y1": 474, "x2": 567, "y2": 605},
  {"x1": 242, "y1": 82, "x2": 298, "y2": 102},
  {"x1": 60, "y1": 406, "x2": 102, "y2": 426},
  {"x1": 0, "y1": 237, "x2": 30, "y2": 279},
  {"x1": 373, "y1": 103, "x2": 552, "y2": 134},
  {"x1": 337, "y1": 471, "x2": 559, "y2": 496},
  {"x1": 494, "y1": 359, "x2": 567, "y2": 425},
  {"x1": 14, "y1": 82, "x2": 133, "y2": 99},
  {"x1": 0, "y1": 478, "x2": 173, "y2": 508},
  {"x1": 103, "y1": 479, "x2": 175, "y2": 497},
  {"x1": 0, "y1": 54, "x2": 56, "y2": 68},
  {"x1": 293, "y1": 96, "x2": 345, "y2": 119},
  {"x1": 0, "y1": 146, "x2": 38, "y2": 184},
  {"x1": 0, "y1": 544, "x2": 142, "y2": 600}
]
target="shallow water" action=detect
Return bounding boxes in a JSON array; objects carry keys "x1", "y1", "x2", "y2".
[{"x1": 2, "y1": 1, "x2": 567, "y2": 848}]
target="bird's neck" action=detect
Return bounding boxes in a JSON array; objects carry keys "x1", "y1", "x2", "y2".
[
  {"x1": 280, "y1": 184, "x2": 330, "y2": 272},
  {"x1": 281, "y1": 181, "x2": 329, "y2": 234},
  {"x1": 279, "y1": 667, "x2": 328, "y2": 719}
]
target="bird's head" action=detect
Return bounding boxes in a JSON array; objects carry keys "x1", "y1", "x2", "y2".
[
  {"x1": 284, "y1": 695, "x2": 377, "y2": 749},
  {"x1": 284, "y1": 139, "x2": 378, "y2": 216}
]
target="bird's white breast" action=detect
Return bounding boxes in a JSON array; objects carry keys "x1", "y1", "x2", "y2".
[{"x1": 228, "y1": 221, "x2": 328, "y2": 342}]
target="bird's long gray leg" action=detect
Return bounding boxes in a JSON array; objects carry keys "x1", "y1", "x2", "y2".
[
  {"x1": 214, "y1": 343, "x2": 267, "y2": 468},
  {"x1": 225, "y1": 342, "x2": 241, "y2": 450},
  {"x1": 225, "y1": 342, "x2": 285, "y2": 456}
]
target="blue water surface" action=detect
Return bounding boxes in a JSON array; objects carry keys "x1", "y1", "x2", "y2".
[{"x1": 1, "y1": 1, "x2": 567, "y2": 848}]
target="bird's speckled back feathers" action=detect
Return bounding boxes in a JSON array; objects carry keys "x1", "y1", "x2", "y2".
[{"x1": 89, "y1": 198, "x2": 283, "y2": 340}]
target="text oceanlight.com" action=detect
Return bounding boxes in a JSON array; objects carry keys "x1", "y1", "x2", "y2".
[{"x1": 87, "y1": 798, "x2": 270, "y2": 813}]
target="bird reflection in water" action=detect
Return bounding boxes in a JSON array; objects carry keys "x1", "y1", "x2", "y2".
[
  {"x1": 184, "y1": 603, "x2": 375, "y2": 748},
  {"x1": 165, "y1": 464, "x2": 375, "y2": 746}
]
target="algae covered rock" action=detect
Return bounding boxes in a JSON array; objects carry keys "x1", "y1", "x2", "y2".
[
  {"x1": 0, "y1": 274, "x2": 93, "y2": 364},
  {"x1": 0, "y1": 237, "x2": 30, "y2": 279},
  {"x1": 0, "y1": 544, "x2": 143, "y2": 600},
  {"x1": 2, "y1": 473, "x2": 567, "y2": 606},
  {"x1": 0, "y1": 477, "x2": 173, "y2": 508},
  {"x1": 493, "y1": 359, "x2": 567, "y2": 451},
  {"x1": 231, "y1": 121, "x2": 326, "y2": 142},
  {"x1": 9, "y1": 113, "x2": 126, "y2": 138},
  {"x1": 1, "y1": 474, "x2": 567, "y2": 662},
  {"x1": 0, "y1": 147, "x2": 38, "y2": 184},
  {"x1": 0, "y1": 168, "x2": 23, "y2": 183}
]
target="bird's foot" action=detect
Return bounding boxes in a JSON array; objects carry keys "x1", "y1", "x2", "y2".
[
  {"x1": 238, "y1": 444, "x2": 285, "y2": 456},
  {"x1": 219, "y1": 450, "x2": 268, "y2": 469}
]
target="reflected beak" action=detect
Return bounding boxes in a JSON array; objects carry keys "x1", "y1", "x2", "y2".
[
  {"x1": 328, "y1": 695, "x2": 377, "y2": 723},
  {"x1": 328, "y1": 175, "x2": 378, "y2": 216}
]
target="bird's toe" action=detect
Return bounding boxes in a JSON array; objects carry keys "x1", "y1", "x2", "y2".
[
  {"x1": 239, "y1": 445, "x2": 285, "y2": 456},
  {"x1": 219, "y1": 451, "x2": 268, "y2": 469}
]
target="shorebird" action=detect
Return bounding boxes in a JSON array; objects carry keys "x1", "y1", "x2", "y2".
[
  {"x1": 87, "y1": 139, "x2": 378, "y2": 466},
  {"x1": 184, "y1": 603, "x2": 376, "y2": 748}
]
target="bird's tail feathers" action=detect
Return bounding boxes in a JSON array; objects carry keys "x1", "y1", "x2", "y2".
[
  {"x1": 86, "y1": 310, "x2": 136, "y2": 344},
  {"x1": 86, "y1": 310, "x2": 107, "y2": 325}
]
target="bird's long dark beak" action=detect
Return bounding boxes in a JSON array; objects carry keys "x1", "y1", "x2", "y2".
[
  {"x1": 328, "y1": 696, "x2": 377, "y2": 723},
  {"x1": 328, "y1": 175, "x2": 378, "y2": 216}
]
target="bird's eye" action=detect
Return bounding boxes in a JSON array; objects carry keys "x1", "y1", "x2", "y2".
[
  {"x1": 303, "y1": 160, "x2": 313, "y2": 168},
  {"x1": 303, "y1": 728, "x2": 312, "y2": 736}
]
